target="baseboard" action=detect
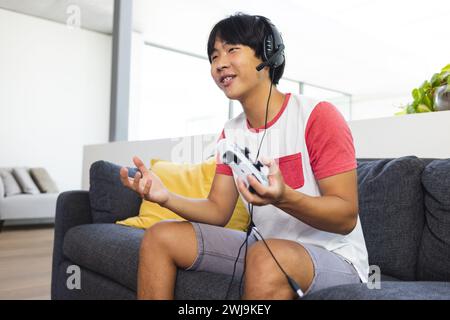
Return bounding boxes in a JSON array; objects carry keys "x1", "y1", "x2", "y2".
[{"x1": 3, "y1": 218, "x2": 55, "y2": 228}]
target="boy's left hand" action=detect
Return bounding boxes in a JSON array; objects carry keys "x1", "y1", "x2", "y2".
[{"x1": 237, "y1": 157, "x2": 286, "y2": 206}]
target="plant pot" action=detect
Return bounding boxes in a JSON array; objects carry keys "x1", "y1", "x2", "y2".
[{"x1": 434, "y1": 85, "x2": 450, "y2": 111}]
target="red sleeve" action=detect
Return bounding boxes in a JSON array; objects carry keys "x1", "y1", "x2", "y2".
[
  {"x1": 305, "y1": 102, "x2": 357, "y2": 180},
  {"x1": 215, "y1": 129, "x2": 233, "y2": 176}
]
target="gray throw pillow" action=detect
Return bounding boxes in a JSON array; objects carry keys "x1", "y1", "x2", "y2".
[
  {"x1": 89, "y1": 160, "x2": 141, "y2": 223},
  {"x1": 29, "y1": 168, "x2": 59, "y2": 193},
  {"x1": 0, "y1": 169, "x2": 22, "y2": 197},
  {"x1": 417, "y1": 159, "x2": 450, "y2": 281},
  {"x1": 12, "y1": 168, "x2": 40, "y2": 195},
  {"x1": 357, "y1": 156, "x2": 425, "y2": 281}
]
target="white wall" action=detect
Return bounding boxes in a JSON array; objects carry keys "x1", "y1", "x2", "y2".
[
  {"x1": 349, "y1": 110, "x2": 450, "y2": 159},
  {"x1": 351, "y1": 94, "x2": 412, "y2": 120},
  {"x1": 82, "y1": 133, "x2": 219, "y2": 189},
  {"x1": 0, "y1": 9, "x2": 111, "y2": 192}
]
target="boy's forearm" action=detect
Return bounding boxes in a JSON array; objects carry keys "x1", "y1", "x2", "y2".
[
  {"x1": 275, "y1": 186, "x2": 357, "y2": 235},
  {"x1": 160, "y1": 191, "x2": 225, "y2": 226}
]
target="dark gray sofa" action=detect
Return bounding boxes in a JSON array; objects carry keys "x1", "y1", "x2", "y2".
[{"x1": 51, "y1": 156, "x2": 450, "y2": 300}]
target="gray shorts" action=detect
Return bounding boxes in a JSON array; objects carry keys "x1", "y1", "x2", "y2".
[{"x1": 185, "y1": 222, "x2": 362, "y2": 297}]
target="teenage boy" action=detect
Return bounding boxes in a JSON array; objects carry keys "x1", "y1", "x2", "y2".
[{"x1": 120, "y1": 13, "x2": 369, "y2": 300}]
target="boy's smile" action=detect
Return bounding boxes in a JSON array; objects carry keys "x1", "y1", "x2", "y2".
[{"x1": 220, "y1": 74, "x2": 236, "y2": 88}]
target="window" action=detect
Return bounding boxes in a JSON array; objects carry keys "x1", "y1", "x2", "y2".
[
  {"x1": 278, "y1": 78, "x2": 301, "y2": 95},
  {"x1": 131, "y1": 45, "x2": 229, "y2": 140},
  {"x1": 303, "y1": 85, "x2": 352, "y2": 121},
  {"x1": 130, "y1": 44, "x2": 353, "y2": 141}
]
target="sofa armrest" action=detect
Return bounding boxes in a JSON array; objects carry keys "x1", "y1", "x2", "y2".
[
  {"x1": 0, "y1": 178, "x2": 4, "y2": 200},
  {"x1": 51, "y1": 190, "x2": 92, "y2": 299}
]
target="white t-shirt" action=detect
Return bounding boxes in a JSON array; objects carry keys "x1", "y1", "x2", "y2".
[{"x1": 216, "y1": 93, "x2": 369, "y2": 282}]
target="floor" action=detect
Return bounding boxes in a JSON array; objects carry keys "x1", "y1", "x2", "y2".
[{"x1": 0, "y1": 225, "x2": 54, "y2": 300}]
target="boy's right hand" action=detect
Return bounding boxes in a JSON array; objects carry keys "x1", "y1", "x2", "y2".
[{"x1": 119, "y1": 156, "x2": 170, "y2": 206}]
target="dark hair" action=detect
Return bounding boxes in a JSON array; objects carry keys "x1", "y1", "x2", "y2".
[{"x1": 207, "y1": 13, "x2": 285, "y2": 85}]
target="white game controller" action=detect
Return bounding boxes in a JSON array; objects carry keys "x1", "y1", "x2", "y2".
[{"x1": 217, "y1": 140, "x2": 269, "y2": 193}]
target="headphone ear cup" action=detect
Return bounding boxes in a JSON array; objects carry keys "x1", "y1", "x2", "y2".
[
  {"x1": 272, "y1": 44, "x2": 285, "y2": 68},
  {"x1": 265, "y1": 34, "x2": 274, "y2": 60}
]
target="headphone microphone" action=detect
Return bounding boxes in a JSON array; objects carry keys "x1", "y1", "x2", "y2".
[{"x1": 256, "y1": 61, "x2": 268, "y2": 72}]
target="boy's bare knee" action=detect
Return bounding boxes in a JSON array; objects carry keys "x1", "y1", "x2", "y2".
[
  {"x1": 142, "y1": 221, "x2": 181, "y2": 245},
  {"x1": 139, "y1": 221, "x2": 198, "y2": 269}
]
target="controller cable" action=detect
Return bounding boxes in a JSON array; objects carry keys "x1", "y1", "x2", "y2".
[{"x1": 225, "y1": 69, "x2": 304, "y2": 299}]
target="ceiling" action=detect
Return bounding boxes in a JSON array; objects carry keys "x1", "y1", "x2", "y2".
[{"x1": 1, "y1": 0, "x2": 449, "y2": 98}]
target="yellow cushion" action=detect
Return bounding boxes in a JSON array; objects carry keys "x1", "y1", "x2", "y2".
[{"x1": 116, "y1": 157, "x2": 249, "y2": 231}]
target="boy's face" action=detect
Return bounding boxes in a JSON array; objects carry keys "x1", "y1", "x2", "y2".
[{"x1": 210, "y1": 38, "x2": 269, "y2": 101}]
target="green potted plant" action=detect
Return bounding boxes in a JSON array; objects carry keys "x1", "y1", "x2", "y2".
[{"x1": 396, "y1": 64, "x2": 450, "y2": 115}]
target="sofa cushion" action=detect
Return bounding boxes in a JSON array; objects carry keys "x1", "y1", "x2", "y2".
[
  {"x1": 89, "y1": 161, "x2": 142, "y2": 223},
  {"x1": 12, "y1": 167, "x2": 40, "y2": 195},
  {"x1": 357, "y1": 156, "x2": 425, "y2": 280},
  {"x1": 417, "y1": 159, "x2": 450, "y2": 281},
  {"x1": 0, "y1": 169, "x2": 22, "y2": 197},
  {"x1": 63, "y1": 223, "x2": 242, "y2": 299},
  {"x1": 303, "y1": 281, "x2": 450, "y2": 300},
  {"x1": 63, "y1": 224, "x2": 144, "y2": 291},
  {"x1": 175, "y1": 270, "x2": 241, "y2": 300},
  {"x1": 0, "y1": 193, "x2": 58, "y2": 220},
  {"x1": 56, "y1": 260, "x2": 136, "y2": 300}
]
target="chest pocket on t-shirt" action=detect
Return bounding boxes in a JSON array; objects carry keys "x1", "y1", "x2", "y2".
[{"x1": 276, "y1": 153, "x2": 304, "y2": 189}]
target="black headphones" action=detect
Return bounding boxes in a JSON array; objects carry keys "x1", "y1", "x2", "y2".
[{"x1": 255, "y1": 16, "x2": 285, "y2": 72}]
